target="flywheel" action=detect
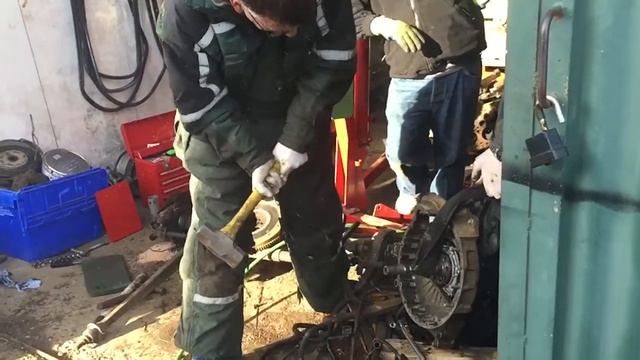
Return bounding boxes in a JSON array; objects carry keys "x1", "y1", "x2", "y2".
[
  {"x1": 253, "y1": 200, "x2": 282, "y2": 251},
  {"x1": 397, "y1": 193, "x2": 480, "y2": 340}
]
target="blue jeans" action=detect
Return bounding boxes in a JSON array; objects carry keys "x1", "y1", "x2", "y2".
[{"x1": 385, "y1": 63, "x2": 481, "y2": 199}]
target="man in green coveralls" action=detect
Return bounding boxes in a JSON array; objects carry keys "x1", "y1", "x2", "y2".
[{"x1": 157, "y1": 0, "x2": 356, "y2": 358}]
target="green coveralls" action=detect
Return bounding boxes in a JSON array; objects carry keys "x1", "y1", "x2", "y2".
[{"x1": 158, "y1": 0, "x2": 356, "y2": 358}]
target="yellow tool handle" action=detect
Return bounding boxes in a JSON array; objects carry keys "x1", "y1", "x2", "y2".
[
  {"x1": 220, "y1": 162, "x2": 280, "y2": 238},
  {"x1": 221, "y1": 190, "x2": 263, "y2": 238}
]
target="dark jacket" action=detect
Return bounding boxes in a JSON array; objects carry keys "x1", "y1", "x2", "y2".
[
  {"x1": 352, "y1": 0, "x2": 486, "y2": 79},
  {"x1": 157, "y1": 0, "x2": 356, "y2": 174}
]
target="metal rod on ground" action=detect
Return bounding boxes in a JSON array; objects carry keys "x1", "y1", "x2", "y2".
[
  {"x1": 96, "y1": 273, "x2": 148, "y2": 310},
  {"x1": 0, "y1": 332, "x2": 60, "y2": 360},
  {"x1": 397, "y1": 317, "x2": 426, "y2": 360},
  {"x1": 76, "y1": 250, "x2": 182, "y2": 347},
  {"x1": 245, "y1": 241, "x2": 286, "y2": 274},
  {"x1": 249, "y1": 248, "x2": 291, "y2": 263}
]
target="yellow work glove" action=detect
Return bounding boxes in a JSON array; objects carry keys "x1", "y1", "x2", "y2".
[{"x1": 370, "y1": 16, "x2": 425, "y2": 53}]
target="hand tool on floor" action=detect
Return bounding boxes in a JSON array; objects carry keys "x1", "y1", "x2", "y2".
[
  {"x1": 196, "y1": 164, "x2": 280, "y2": 268},
  {"x1": 96, "y1": 273, "x2": 148, "y2": 310},
  {"x1": 43, "y1": 241, "x2": 109, "y2": 268},
  {"x1": 75, "y1": 250, "x2": 181, "y2": 348}
]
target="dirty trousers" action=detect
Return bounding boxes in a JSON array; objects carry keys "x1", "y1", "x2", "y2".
[{"x1": 173, "y1": 114, "x2": 348, "y2": 359}]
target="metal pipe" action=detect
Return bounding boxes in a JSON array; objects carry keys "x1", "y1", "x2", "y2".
[
  {"x1": 245, "y1": 241, "x2": 287, "y2": 275},
  {"x1": 397, "y1": 318, "x2": 426, "y2": 360},
  {"x1": 536, "y1": 6, "x2": 564, "y2": 108},
  {"x1": 252, "y1": 248, "x2": 291, "y2": 263},
  {"x1": 354, "y1": 39, "x2": 371, "y2": 145}
]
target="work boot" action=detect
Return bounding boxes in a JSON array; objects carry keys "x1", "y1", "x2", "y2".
[{"x1": 395, "y1": 193, "x2": 418, "y2": 215}]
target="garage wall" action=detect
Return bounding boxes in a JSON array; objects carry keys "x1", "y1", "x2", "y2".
[{"x1": 0, "y1": 0, "x2": 175, "y2": 167}]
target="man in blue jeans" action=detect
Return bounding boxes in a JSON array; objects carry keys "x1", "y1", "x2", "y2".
[{"x1": 352, "y1": 0, "x2": 486, "y2": 214}]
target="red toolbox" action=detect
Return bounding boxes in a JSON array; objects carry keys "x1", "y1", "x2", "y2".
[{"x1": 120, "y1": 111, "x2": 190, "y2": 209}]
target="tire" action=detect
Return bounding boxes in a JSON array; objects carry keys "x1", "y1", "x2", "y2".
[{"x1": 0, "y1": 139, "x2": 42, "y2": 179}]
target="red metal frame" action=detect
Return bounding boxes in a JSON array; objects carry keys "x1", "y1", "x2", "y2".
[
  {"x1": 371, "y1": 203, "x2": 413, "y2": 223},
  {"x1": 364, "y1": 154, "x2": 389, "y2": 188},
  {"x1": 334, "y1": 39, "x2": 390, "y2": 212}
]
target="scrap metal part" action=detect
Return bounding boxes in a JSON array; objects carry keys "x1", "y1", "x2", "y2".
[
  {"x1": 256, "y1": 190, "x2": 497, "y2": 358},
  {"x1": 253, "y1": 200, "x2": 282, "y2": 251},
  {"x1": 259, "y1": 297, "x2": 403, "y2": 359},
  {"x1": 397, "y1": 209, "x2": 479, "y2": 340},
  {"x1": 397, "y1": 191, "x2": 485, "y2": 344},
  {"x1": 341, "y1": 191, "x2": 488, "y2": 346},
  {"x1": 472, "y1": 69, "x2": 505, "y2": 154}
]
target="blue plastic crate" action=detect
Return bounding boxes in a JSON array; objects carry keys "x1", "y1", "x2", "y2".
[{"x1": 0, "y1": 168, "x2": 109, "y2": 262}]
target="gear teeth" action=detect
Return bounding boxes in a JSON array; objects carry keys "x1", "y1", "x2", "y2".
[
  {"x1": 253, "y1": 238, "x2": 282, "y2": 252},
  {"x1": 397, "y1": 204, "x2": 479, "y2": 337}
]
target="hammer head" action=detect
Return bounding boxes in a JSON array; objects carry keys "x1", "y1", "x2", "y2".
[{"x1": 194, "y1": 224, "x2": 247, "y2": 268}]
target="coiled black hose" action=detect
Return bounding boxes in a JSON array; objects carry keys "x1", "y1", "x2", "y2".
[{"x1": 70, "y1": 0, "x2": 165, "y2": 112}]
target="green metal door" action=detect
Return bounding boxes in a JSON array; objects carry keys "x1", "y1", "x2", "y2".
[{"x1": 499, "y1": 0, "x2": 640, "y2": 359}]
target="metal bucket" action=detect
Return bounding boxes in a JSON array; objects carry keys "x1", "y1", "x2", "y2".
[{"x1": 42, "y1": 149, "x2": 91, "y2": 180}]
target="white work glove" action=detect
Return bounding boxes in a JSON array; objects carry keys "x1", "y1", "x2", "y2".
[
  {"x1": 471, "y1": 149, "x2": 503, "y2": 199},
  {"x1": 370, "y1": 16, "x2": 425, "y2": 53},
  {"x1": 251, "y1": 159, "x2": 284, "y2": 198},
  {"x1": 272, "y1": 142, "x2": 308, "y2": 181}
]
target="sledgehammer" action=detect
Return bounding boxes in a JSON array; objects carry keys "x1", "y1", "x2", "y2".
[{"x1": 195, "y1": 164, "x2": 280, "y2": 268}]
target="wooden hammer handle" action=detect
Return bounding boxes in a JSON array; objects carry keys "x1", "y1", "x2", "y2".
[
  {"x1": 221, "y1": 190, "x2": 263, "y2": 238},
  {"x1": 220, "y1": 162, "x2": 280, "y2": 238}
]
